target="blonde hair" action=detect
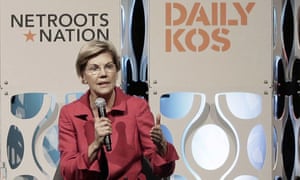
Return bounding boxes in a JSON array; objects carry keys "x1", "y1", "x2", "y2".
[{"x1": 75, "y1": 40, "x2": 121, "y2": 78}]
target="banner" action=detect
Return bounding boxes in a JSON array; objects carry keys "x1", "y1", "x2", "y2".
[
  {"x1": 0, "y1": 0, "x2": 120, "y2": 179},
  {"x1": 148, "y1": 1, "x2": 273, "y2": 179}
]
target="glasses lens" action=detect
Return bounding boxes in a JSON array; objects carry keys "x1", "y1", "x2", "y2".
[
  {"x1": 104, "y1": 63, "x2": 115, "y2": 72},
  {"x1": 86, "y1": 63, "x2": 115, "y2": 75}
]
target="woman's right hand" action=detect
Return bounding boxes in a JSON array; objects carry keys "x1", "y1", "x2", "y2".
[{"x1": 94, "y1": 117, "x2": 112, "y2": 147}]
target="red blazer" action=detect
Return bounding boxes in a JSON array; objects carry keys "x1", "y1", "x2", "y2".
[{"x1": 59, "y1": 87, "x2": 179, "y2": 180}]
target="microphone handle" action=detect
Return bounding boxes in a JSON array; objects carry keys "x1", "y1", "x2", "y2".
[
  {"x1": 98, "y1": 106, "x2": 112, "y2": 152},
  {"x1": 104, "y1": 135, "x2": 112, "y2": 151}
]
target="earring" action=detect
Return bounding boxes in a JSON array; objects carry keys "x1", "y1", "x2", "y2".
[{"x1": 82, "y1": 79, "x2": 87, "y2": 84}]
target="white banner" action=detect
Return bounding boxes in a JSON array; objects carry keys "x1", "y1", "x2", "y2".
[
  {"x1": 148, "y1": 1, "x2": 273, "y2": 179},
  {"x1": 0, "y1": 0, "x2": 120, "y2": 179}
]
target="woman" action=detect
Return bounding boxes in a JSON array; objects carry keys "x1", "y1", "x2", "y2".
[{"x1": 58, "y1": 40, "x2": 179, "y2": 179}]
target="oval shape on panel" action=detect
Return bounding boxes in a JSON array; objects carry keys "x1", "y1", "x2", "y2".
[
  {"x1": 7, "y1": 125, "x2": 24, "y2": 169},
  {"x1": 247, "y1": 124, "x2": 266, "y2": 170},
  {"x1": 160, "y1": 92, "x2": 194, "y2": 119},
  {"x1": 234, "y1": 175, "x2": 258, "y2": 180},
  {"x1": 43, "y1": 125, "x2": 60, "y2": 167},
  {"x1": 14, "y1": 175, "x2": 38, "y2": 180},
  {"x1": 273, "y1": 126, "x2": 278, "y2": 169},
  {"x1": 161, "y1": 124, "x2": 174, "y2": 144},
  {"x1": 11, "y1": 93, "x2": 44, "y2": 119},
  {"x1": 191, "y1": 124, "x2": 230, "y2": 170},
  {"x1": 225, "y1": 92, "x2": 262, "y2": 120}
]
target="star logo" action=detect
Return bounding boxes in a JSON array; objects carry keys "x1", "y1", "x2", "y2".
[{"x1": 24, "y1": 30, "x2": 36, "y2": 41}]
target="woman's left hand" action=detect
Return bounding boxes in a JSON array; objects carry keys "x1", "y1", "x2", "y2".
[{"x1": 150, "y1": 114, "x2": 167, "y2": 156}]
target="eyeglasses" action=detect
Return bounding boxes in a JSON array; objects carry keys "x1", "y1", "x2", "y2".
[{"x1": 85, "y1": 62, "x2": 116, "y2": 75}]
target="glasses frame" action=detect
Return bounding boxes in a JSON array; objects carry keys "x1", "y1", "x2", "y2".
[{"x1": 85, "y1": 62, "x2": 116, "y2": 75}]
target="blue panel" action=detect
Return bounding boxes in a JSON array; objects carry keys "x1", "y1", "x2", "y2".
[
  {"x1": 7, "y1": 125, "x2": 24, "y2": 169},
  {"x1": 11, "y1": 93, "x2": 44, "y2": 119},
  {"x1": 160, "y1": 92, "x2": 194, "y2": 119}
]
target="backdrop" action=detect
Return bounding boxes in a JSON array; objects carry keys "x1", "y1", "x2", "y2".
[{"x1": 0, "y1": 0, "x2": 299, "y2": 179}]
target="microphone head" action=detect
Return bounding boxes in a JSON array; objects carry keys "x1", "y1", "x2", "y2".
[{"x1": 95, "y1": 97, "x2": 106, "y2": 107}]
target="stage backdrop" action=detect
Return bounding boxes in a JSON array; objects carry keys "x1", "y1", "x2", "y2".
[
  {"x1": 147, "y1": 1, "x2": 275, "y2": 179},
  {"x1": 1, "y1": 0, "x2": 298, "y2": 180},
  {"x1": 0, "y1": 0, "x2": 120, "y2": 179}
]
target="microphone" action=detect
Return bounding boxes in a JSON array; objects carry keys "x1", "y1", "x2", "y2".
[{"x1": 95, "y1": 97, "x2": 112, "y2": 152}]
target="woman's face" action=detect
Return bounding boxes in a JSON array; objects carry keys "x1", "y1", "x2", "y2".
[{"x1": 82, "y1": 52, "x2": 118, "y2": 98}]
